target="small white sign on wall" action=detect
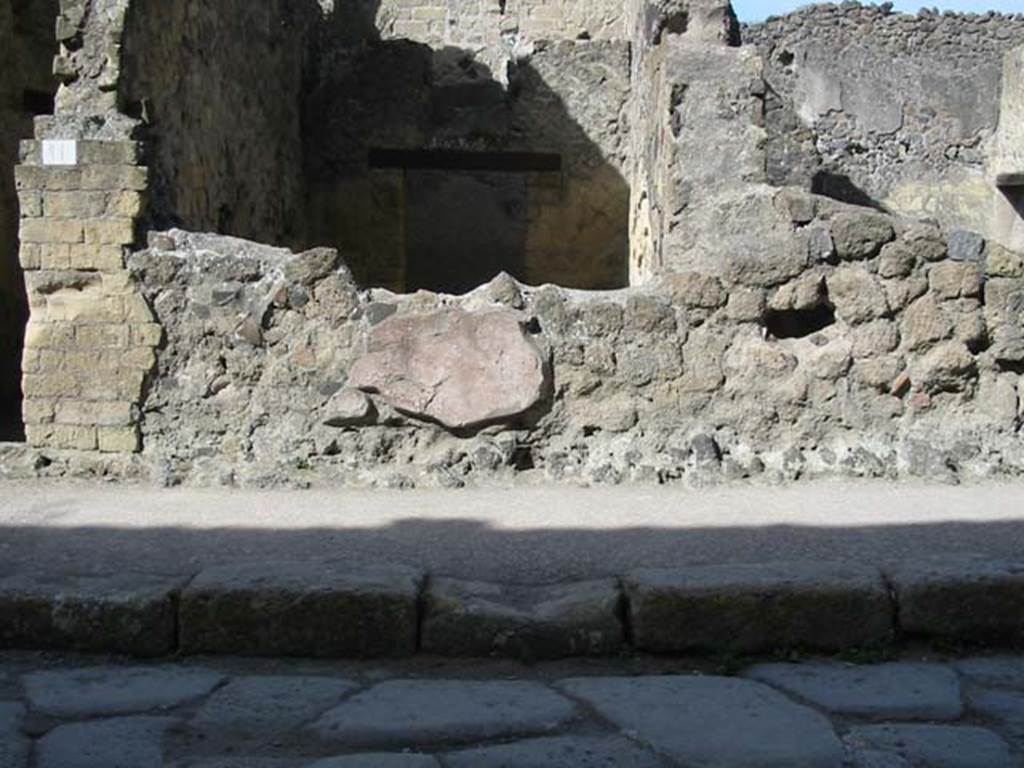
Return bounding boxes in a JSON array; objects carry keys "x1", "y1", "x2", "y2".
[{"x1": 41, "y1": 140, "x2": 78, "y2": 167}]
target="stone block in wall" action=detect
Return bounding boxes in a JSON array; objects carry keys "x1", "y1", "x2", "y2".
[
  {"x1": 55, "y1": 400, "x2": 133, "y2": 427},
  {"x1": 83, "y1": 218, "x2": 135, "y2": 246},
  {"x1": 17, "y1": 244, "x2": 40, "y2": 270},
  {"x1": 24, "y1": 424, "x2": 97, "y2": 451},
  {"x1": 97, "y1": 426, "x2": 140, "y2": 454},
  {"x1": 19, "y1": 219, "x2": 83, "y2": 244},
  {"x1": 43, "y1": 191, "x2": 108, "y2": 219},
  {"x1": 19, "y1": 141, "x2": 143, "y2": 167},
  {"x1": 67, "y1": 244, "x2": 124, "y2": 271}
]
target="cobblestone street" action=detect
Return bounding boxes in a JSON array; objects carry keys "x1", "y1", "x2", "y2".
[{"x1": 1, "y1": 651, "x2": 1023, "y2": 767}]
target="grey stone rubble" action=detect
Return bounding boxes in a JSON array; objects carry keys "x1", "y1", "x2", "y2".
[
  {"x1": 1, "y1": 652, "x2": 1023, "y2": 767},
  {"x1": 3, "y1": 556, "x2": 1024, "y2": 660}
]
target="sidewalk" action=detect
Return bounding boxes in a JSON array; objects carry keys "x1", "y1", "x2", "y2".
[
  {"x1": 2, "y1": 479, "x2": 1024, "y2": 663},
  {"x1": 1, "y1": 479, "x2": 1023, "y2": 582}
]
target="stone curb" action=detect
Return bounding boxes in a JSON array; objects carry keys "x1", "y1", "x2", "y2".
[
  {"x1": 178, "y1": 562, "x2": 422, "y2": 658},
  {"x1": 624, "y1": 561, "x2": 895, "y2": 654},
  {"x1": 885, "y1": 557, "x2": 1024, "y2": 645},
  {"x1": 0, "y1": 557, "x2": 1020, "y2": 659},
  {"x1": 420, "y1": 577, "x2": 625, "y2": 659},
  {"x1": 0, "y1": 570, "x2": 186, "y2": 657}
]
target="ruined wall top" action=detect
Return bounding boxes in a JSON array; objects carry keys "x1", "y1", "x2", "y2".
[
  {"x1": 328, "y1": 0, "x2": 631, "y2": 47},
  {"x1": 743, "y1": 2, "x2": 1024, "y2": 56}
]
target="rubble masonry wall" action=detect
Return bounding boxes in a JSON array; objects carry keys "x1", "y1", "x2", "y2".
[{"x1": 744, "y1": 4, "x2": 1024, "y2": 243}]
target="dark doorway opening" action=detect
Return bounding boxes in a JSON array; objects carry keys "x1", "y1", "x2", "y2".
[
  {"x1": 2, "y1": 0, "x2": 60, "y2": 442},
  {"x1": 372, "y1": 149, "x2": 564, "y2": 295},
  {"x1": 370, "y1": 148, "x2": 562, "y2": 173},
  {"x1": 405, "y1": 169, "x2": 530, "y2": 295}
]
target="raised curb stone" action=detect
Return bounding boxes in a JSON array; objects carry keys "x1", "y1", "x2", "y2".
[
  {"x1": 443, "y1": 735, "x2": 667, "y2": 767},
  {"x1": 0, "y1": 703, "x2": 28, "y2": 768},
  {"x1": 179, "y1": 563, "x2": 422, "y2": 658},
  {"x1": 190, "y1": 676, "x2": 358, "y2": 737},
  {"x1": 308, "y1": 680, "x2": 577, "y2": 747},
  {"x1": 0, "y1": 570, "x2": 186, "y2": 657},
  {"x1": 35, "y1": 716, "x2": 179, "y2": 768},
  {"x1": 744, "y1": 662, "x2": 963, "y2": 720},
  {"x1": 625, "y1": 561, "x2": 893, "y2": 654},
  {"x1": 23, "y1": 666, "x2": 224, "y2": 718},
  {"x1": 885, "y1": 557, "x2": 1024, "y2": 644},
  {"x1": 561, "y1": 675, "x2": 843, "y2": 767},
  {"x1": 844, "y1": 724, "x2": 1016, "y2": 768},
  {"x1": 421, "y1": 577, "x2": 624, "y2": 659}
]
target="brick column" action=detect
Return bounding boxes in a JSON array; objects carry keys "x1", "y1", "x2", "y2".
[{"x1": 15, "y1": 139, "x2": 159, "y2": 453}]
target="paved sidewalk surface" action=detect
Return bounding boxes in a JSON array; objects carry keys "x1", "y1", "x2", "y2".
[
  {"x1": 1, "y1": 651, "x2": 1024, "y2": 767},
  {"x1": 1, "y1": 480, "x2": 1024, "y2": 582}
]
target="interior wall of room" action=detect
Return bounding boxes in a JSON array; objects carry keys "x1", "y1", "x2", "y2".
[
  {"x1": 118, "y1": 0, "x2": 322, "y2": 247},
  {"x1": 303, "y1": 31, "x2": 631, "y2": 293}
]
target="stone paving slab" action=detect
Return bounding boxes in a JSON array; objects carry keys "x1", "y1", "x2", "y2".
[
  {"x1": 0, "y1": 570, "x2": 186, "y2": 657},
  {"x1": 955, "y1": 656, "x2": 1024, "y2": 688},
  {"x1": 744, "y1": 662, "x2": 963, "y2": 720},
  {"x1": 0, "y1": 703, "x2": 28, "y2": 768},
  {"x1": 179, "y1": 563, "x2": 422, "y2": 658},
  {"x1": 844, "y1": 724, "x2": 1017, "y2": 768},
  {"x1": 309, "y1": 680, "x2": 577, "y2": 748},
  {"x1": 308, "y1": 756, "x2": 440, "y2": 767},
  {"x1": 886, "y1": 557, "x2": 1024, "y2": 644},
  {"x1": 965, "y1": 688, "x2": 1024, "y2": 738},
  {"x1": 190, "y1": 675, "x2": 358, "y2": 737},
  {"x1": 23, "y1": 666, "x2": 225, "y2": 718},
  {"x1": 625, "y1": 561, "x2": 893, "y2": 654},
  {"x1": 35, "y1": 715, "x2": 180, "y2": 768},
  {"x1": 560, "y1": 675, "x2": 845, "y2": 768},
  {"x1": 442, "y1": 735, "x2": 668, "y2": 767},
  {"x1": 3, "y1": 652, "x2": 1024, "y2": 767},
  {"x1": 171, "y1": 760, "x2": 296, "y2": 768},
  {"x1": 421, "y1": 578, "x2": 625, "y2": 659},
  {"x1": 848, "y1": 750, "x2": 912, "y2": 768}
]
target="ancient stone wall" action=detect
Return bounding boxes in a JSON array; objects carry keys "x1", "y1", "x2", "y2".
[
  {"x1": 16, "y1": 140, "x2": 157, "y2": 454},
  {"x1": 626, "y1": 1, "x2": 770, "y2": 283},
  {"x1": 4, "y1": 0, "x2": 1023, "y2": 488},
  {"x1": 304, "y1": 34, "x2": 631, "y2": 292},
  {"x1": 338, "y1": 0, "x2": 629, "y2": 46},
  {"x1": 117, "y1": 0, "x2": 321, "y2": 247},
  {"x1": 744, "y1": 4, "x2": 1024, "y2": 239},
  {"x1": 993, "y1": 46, "x2": 1024, "y2": 253},
  {"x1": 110, "y1": 186, "x2": 1024, "y2": 488}
]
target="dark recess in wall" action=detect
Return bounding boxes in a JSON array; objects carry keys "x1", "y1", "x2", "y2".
[
  {"x1": 369, "y1": 148, "x2": 561, "y2": 173},
  {"x1": 765, "y1": 303, "x2": 836, "y2": 340},
  {"x1": 1, "y1": 0, "x2": 60, "y2": 442},
  {"x1": 812, "y1": 171, "x2": 888, "y2": 212}
]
